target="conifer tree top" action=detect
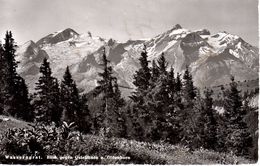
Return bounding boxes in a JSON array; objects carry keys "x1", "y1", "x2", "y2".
[
  {"x1": 62, "y1": 66, "x2": 74, "y2": 86},
  {"x1": 157, "y1": 52, "x2": 168, "y2": 75},
  {"x1": 39, "y1": 58, "x2": 52, "y2": 77}
]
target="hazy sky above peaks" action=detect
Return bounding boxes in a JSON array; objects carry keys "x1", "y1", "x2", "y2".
[{"x1": 0, "y1": 0, "x2": 258, "y2": 46}]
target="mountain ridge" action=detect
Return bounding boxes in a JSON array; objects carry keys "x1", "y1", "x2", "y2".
[{"x1": 16, "y1": 25, "x2": 259, "y2": 96}]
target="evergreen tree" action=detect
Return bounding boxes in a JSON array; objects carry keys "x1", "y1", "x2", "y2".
[
  {"x1": 60, "y1": 66, "x2": 80, "y2": 124},
  {"x1": 108, "y1": 79, "x2": 127, "y2": 137},
  {"x1": 216, "y1": 86, "x2": 229, "y2": 152},
  {"x1": 150, "y1": 60, "x2": 159, "y2": 86},
  {"x1": 3, "y1": 31, "x2": 18, "y2": 90},
  {"x1": 182, "y1": 66, "x2": 196, "y2": 103},
  {"x1": 180, "y1": 66, "x2": 197, "y2": 147},
  {"x1": 167, "y1": 67, "x2": 175, "y2": 101},
  {"x1": 130, "y1": 45, "x2": 152, "y2": 140},
  {"x1": 203, "y1": 89, "x2": 217, "y2": 149},
  {"x1": 125, "y1": 102, "x2": 145, "y2": 140},
  {"x1": 196, "y1": 89, "x2": 217, "y2": 150},
  {"x1": 187, "y1": 93, "x2": 205, "y2": 149},
  {"x1": 94, "y1": 48, "x2": 126, "y2": 137},
  {"x1": 149, "y1": 73, "x2": 170, "y2": 141},
  {"x1": 164, "y1": 67, "x2": 183, "y2": 144},
  {"x1": 139, "y1": 55, "x2": 172, "y2": 142},
  {"x1": 175, "y1": 72, "x2": 182, "y2": 92},
  {"x1": 153, "y1": 52, "x2": 169, "y2": 112},
  {"x1": 50, "y1": 78, "x2": 62, "y2": 123},
  {"x1": 174, "y1": 72, "x2": 183, "y2": 111},
  {"x1": 97, "y1": 48, "x2": 115, "y2": 97},
  {"x1": 132, "y1": 45, "x2": 151, "y2": 100},
  {"x1": 34, "y1": 58, "x2": 62, "y2": 124},
  {"x1": 2, "y1": 31, "x2": 19, "y2": 116},
  {"x1": 94, "y1": 48, "x2": 116, "y2": 134},
  {"x1": 222, "y1": 76, "x2": 252, "y2": 156},
  {"x1": 157, "y1": 53, "x2": 168, "y2": 75},
  {"x1": 77, "y1": 94, "x2": 92, "y2": 133},
  {"x1": 1, "y1": 31, "x2": 33, "y2": 121},
  {"x1": 112, "y1": 79, "x2": 125, "y2": 109},
  {"x1": 15, "y1": 78, "x2": 34, "y2": 121},
  {"x1": 154, "y1": 56, "x2": 169, "y2": 105}
]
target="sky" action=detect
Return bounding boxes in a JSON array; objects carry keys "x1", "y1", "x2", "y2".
[{"x1": 0, "y1": 0, "x2": 258, "y2": 46}]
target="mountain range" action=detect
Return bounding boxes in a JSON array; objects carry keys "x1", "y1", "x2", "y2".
[{"x1": 16, "y1": 24, "x2": 259, "y2": 97}]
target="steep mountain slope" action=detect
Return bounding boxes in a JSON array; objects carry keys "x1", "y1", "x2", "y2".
[
  {"x1": 36, "y1": 28, "x2": 79, "y2": 46},
  {"x1": 16, "y1": 40, "x2": 49, "y2": 90},
  {"x1": 16, "y1": 25, "x2": 259, "y2": 96},
  {"x1": 110, "y1": 24, "x2": 258, "y2": 90},
  {"x1": 17, "y1": 29, "x2": 106, "y2": 93},
  {"x1": 16, "y1": 40, "x2": 49, "y2": 75}
]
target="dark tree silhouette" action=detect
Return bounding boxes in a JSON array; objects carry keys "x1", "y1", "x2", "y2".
[
  {"x1": 34, "y1": 58, "x2": 62, "y2": 124},
  {"x1": 1, "y1": 31, "x2": 33, "y2": 121},
  {"x1": 60, "y1": 66, "x2": 80, "y2": 124},
  {"x1": 221, "y1": 76, "x2": 252, "y2": 156},
  {"x1": 94, "y1": 48, "x2": 126, "y2": 137}
]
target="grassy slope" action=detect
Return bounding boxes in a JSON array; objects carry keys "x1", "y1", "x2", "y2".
[
  {"x1": 0, "y1": 115, "x2": 254, "y2": 164},
  {"x1": 84, "y1": 135, "x2": 253, "y2": 164},
  {"x1": 0, "y1": 115, "x2": 31, "y2": 135}
]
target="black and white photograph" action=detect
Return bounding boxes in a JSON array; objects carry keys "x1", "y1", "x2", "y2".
[{"x1": 0, "y1": 0, "x2": 259, "y2": 164}]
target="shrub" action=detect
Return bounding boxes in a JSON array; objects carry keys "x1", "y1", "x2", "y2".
[
  {"x1": 0, "y1": 123, "x2": 254, "y2": 164},
  {"x1": 0, "y1": 123, "x2": 88, "y2": 164},
  {"x1": 0, "y1": 123, "x2": 131, "y2": 164}
]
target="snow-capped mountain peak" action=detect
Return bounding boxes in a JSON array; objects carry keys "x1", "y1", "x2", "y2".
[
  {"x1": 16, "y1": 26, "x2": 259, "y2": 96},
  {"x1": 36, "y1": 28, "x2": 79, "y2": 46}
]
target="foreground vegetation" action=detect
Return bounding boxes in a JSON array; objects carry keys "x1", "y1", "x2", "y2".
[{"x1": 0, "y1": 122, "x2": 253, "y2": 164}]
